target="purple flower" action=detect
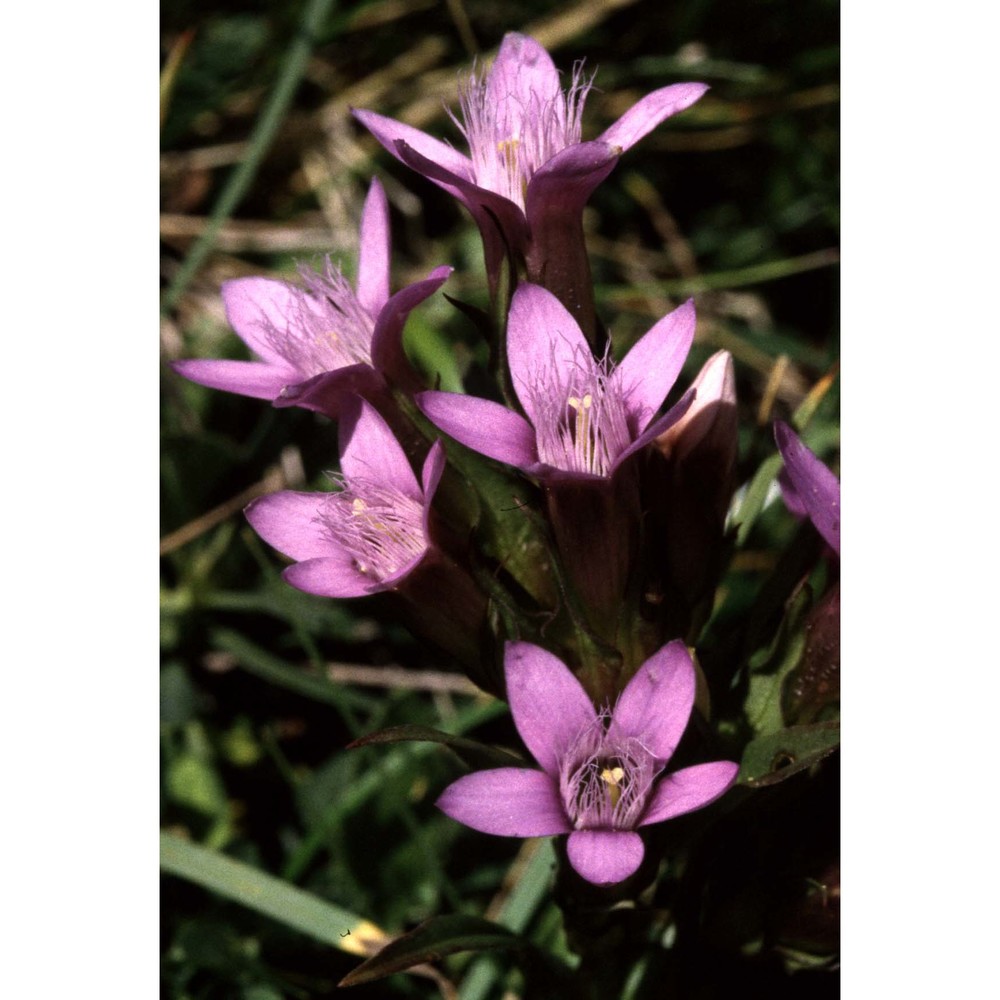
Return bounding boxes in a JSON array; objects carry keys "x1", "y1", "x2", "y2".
[
  {"x1": 245, "y1": 398, "x2": 445, "y2": 597},
  {"x1": 774, "y1": 421, "x2": 840, "y2": 556},
  {"x1": 416, "y1": 283, "x2": 696, "y2": 483},
  {"x1": 354, "y1": 34, "x2": 706, "y2": 334},
  {"x1": 173, "y1": 178, "x2": 451, "y2": 412},
  {"x1": 437, "y1": 640, "x2": 738, "y2": 886}
]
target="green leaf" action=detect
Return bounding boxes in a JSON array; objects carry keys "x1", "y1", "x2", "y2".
[
  {"x1": 348, "y1": 724, "x2": 524, "y2": 771},
  {"x1": 405, "y1": 312, "x2": 466, "y2": 394},
  {"x1": 738, "y1": 722, "x2": 840, "y2": 787},
  {"x1": 339, "y1": 914, "x2": 522, "y2": 987},
  {"x1": 160, "y1": 831, "x2": 387, "y2": 958},
  {"x1": 744, "y1": 582, "x2": 813, "y2": 735},
  {"x1": 732, "y1": 454, "x2": 783, "y2": 545}
]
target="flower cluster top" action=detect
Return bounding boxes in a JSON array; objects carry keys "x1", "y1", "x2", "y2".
[{"x1": 173, "y1": 33, "x2": 746, "y2": 887}]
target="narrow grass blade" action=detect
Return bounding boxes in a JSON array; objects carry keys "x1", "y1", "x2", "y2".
[
  {"x1": 162, "y1": 0, "x2": 338, "y2": 313},
  {"x1": 160, "y1": 830, "x2": 387, "y2": 957}
]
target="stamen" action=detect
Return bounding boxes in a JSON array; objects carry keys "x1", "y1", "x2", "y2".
[
  {"x1": 261, "y1": 259, "x2": 376, "y2": 378},
  {"x1": 559, "y1": 717, "x2": 658, "y2": 830},
  {"x1": 451, "y1": 59, "x2": 595, "y2": 211},
  {"x1": 524, "y1": 347, "x2": 632, "y2": 477},
  {"x1": 320, "y1": 476, "x2": 427, "y2": 582}
]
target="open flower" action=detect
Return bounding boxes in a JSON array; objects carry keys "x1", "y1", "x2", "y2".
[
  {"x1": 437, "y1": 640, "x2": 738, "y2": 886},
  {"x1": 245, "y1": 398, "x2": 445, "y2": 597},
  {"x1": 354, "y1": 34, "x2": 706, "y2": 334},
  {"x1": 172, "y1": 178, "x2": 451, "y2": 413},
  {"x1": 417, "y1": 283, "x2": 695, "y2": 483},
  {"x1": 774, "y1": 421, "x2": 840, "y2": 556}
]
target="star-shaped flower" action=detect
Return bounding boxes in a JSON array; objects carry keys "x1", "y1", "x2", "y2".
[
  {"x1": 416, "y1": 283, "x2": 695, "y2": 483},
  {"x1": 245, "y1": 398, "x2": 445, "y2": 597},
  {"x1": 173, "y1": 178, "x2": 451, "y2": 413},
  {"x1": 437, "y1": 640, "x2": 738, "y2": 885},
  {"x1": 354, "y1": 34, "x2": 705, "y2": 331}
]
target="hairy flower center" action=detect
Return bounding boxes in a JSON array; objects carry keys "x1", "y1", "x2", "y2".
[
  {"x1": 525, "y1": 352, "x2": 633, "y2": 477},
  {"x1": 560, "y1": 721, "x2": 657, "y2": 830},
  {"x1": 321, "y1": 478, "x2": 427, "y2": 582},
  {"x1": 452, "y1": 63, "x2": 593, "y2": 211},
  {"x1": 264, "y1": 260, "x2": 376, "y2": 378}
]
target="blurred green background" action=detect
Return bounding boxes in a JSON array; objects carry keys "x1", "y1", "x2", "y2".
[{"x1": 160, "y1": 0, "x2": 838, "y2": 996}]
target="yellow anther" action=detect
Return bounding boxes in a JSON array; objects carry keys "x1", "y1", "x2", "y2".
[
  {"x1": 600, "y1": 766, "x2": 625, "y2": 809},
  {"x1": 351, "y1": 498, "x2": 367, "y2": 515},
  {"x1": 497, "y1": 137, "x2": 520, "y2": 161}
]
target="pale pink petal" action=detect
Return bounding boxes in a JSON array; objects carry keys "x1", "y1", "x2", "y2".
[
  {"x1": 245, "y1": 491, "x2": 337, "y2": 561},
  {"x1": 566, "y1": 830, "x2": 644, "y2": 886},
  {"x1": 416, "y1": 391, "x2": 539, "y2": 470},
  {"x1": 171, "y1": 358, "x2": 295, "y2": 401},
  {"x1": 339, "y1": 399, "x2": 420, "y2": 499},
  {"x1": 284, "y1": 554, "x2": 378, "y2": 598},
  {"x1": 486, "y1": 33, "x2": 560, "y2": 111},
  {"x1": 221, "y1": 277, "x2": 307, "y2": 366},
  {"x1": 639, "y1": 761, "x2": 739, "y2": 826},
  {"x1": 614, "y1": 299, "x2": 696, "y2": 432},
  {"x1": 506, "y1": 284, "x2": 593, "y2": 425},
  {"x1": 774, "y1": 422, "x2": 841, "y2": 556},
  {"x1": 607, "y1": 640, "x2": 695, "y2": 762},
  {"x1": 437, "y1": 768, "x2": 571, "y2": 836},
  {"x1": 504, "y1": 642, "x2": 597, "y2": 778},
  {"x1": 352, "y1": 108, "x2": 474, "y2": 180},
  {"x1": 356, "y1": 177, "x2": 391, "y2": 316},
  {"x1": 656, "y1": 350, "x2": 735, "y2": 461},
  {"x1": 597, "y1": 83, "x2": 709, "y2": 151}
]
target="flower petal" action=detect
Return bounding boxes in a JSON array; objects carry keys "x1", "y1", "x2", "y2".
[
  {"x1": 271, "y1": 363, "x2": 385, "y2": 417},
  {"x1": 486, "y1": 33, "x2": 561, "y2": 111},
  {"x1": 284, "y1": 554, "x2": 378, "y2": 598},
  {"x1": 504, "y1": 642, "x2": 597, "y2": 777},
  {"x1": 506, "y1": 283, "x2": 593, "y2": 426},
  {"x1": 370, "y1": 265, "x2": 452, "y2": 382},
  {"x1": 338, "y1": 399, "x2": 421, "y2": 500},
  {"x1": 607, "y1": 640, "x2": 695, "y2": 762},
  {"x1": 614, "y1": 299, "x2": 696, "y2": 433},
  {"x1": 774, "y1": 421, "x2": 840, "y2": 555},
  {"x1": 566, "y1": 830, "x2": 644, "y2": 886},
  {"x1": 171, "y1": 358, "x2": 295, "y2": 401},
  {"x1": 640, "y1": 761, "x2": 739, "y2": 826},
  {"x1": 437, "y1": 768, "x2": 571, "y2": 836},
  {"x1": 610, "y1": 388, "x2": 695, "y2": 475},
  {"x1": 221, "y1": 277, "x2": 308, "y2": 366},
  {"x1": 244, "y1": 490, "x2": 337, "y2": 561},
  {"x1": 524, "y1": 140, "x2": 619, "y2": 222},
  {"x1": 597, "y1": 82, "x2": 709, "y2": 151},
  {"x1": 393, "y1": 140, "x2": 529, "y2": 278},
  {"x1": 416, "y1": 391, "x2": 539, "y2": 470},
  {"x1": 356, "y1": 177, "x2": 391, "y2": 316},
  {"x1": 655, "y1": 350, "x2": 735, "y2": 461},
  {"x1": 421, "y1": 439, "x2": 447, "y2": 510},
  {"x1": 351, "y1": 108, "x2": 474, "y2": 180}
]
